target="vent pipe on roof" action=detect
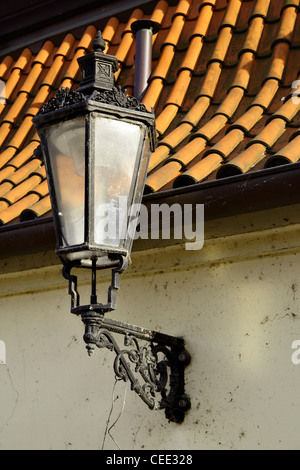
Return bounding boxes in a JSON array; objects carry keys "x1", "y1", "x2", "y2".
[{"x1": 131, "y1": 20, "x2": 160, "y2": 102}]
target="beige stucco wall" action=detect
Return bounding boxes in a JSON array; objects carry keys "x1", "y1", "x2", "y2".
[{"x1": 0, "y1": 207, "x2": 299, "y2": 450}]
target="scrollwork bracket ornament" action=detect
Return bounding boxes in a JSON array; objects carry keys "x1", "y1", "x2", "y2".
[
  {"x1": 63, "y1": 263, "x2": 191, "y2": 423},
  {"x1": 84, "y1": 319, "x2": 191, "y2": 423}
]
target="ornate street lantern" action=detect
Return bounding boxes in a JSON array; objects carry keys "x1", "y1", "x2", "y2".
[{"x1": 33, "y1": 32, "x2": 190, "y2": 423}]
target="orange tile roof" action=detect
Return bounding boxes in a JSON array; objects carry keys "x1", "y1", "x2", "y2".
[{"x1": 0, "y1": 0, "x2": 300, "y2": 226}]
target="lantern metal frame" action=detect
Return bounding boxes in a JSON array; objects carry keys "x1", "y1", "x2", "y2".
[
  {"x1": 34, "y1": 90, "x2": 156, "y2": 269},
  {"x1": 32, "y1": 31, "x2": 191, "y2": 423}
]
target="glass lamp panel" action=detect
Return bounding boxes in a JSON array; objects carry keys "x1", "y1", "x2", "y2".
[
  {"x1": 45, "y1": 117, "x2": 86, "y2": 247},
  {"x1": 92, "y1": 116, "x2": 145, "y2": 249},
  {"x1": 126, "y1": 136, "x2": 150, "y2": 251}
]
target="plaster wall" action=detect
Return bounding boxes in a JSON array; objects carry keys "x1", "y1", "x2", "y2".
[{"x1": 0, "y1": 219, "x2": 299, "y2": 450}]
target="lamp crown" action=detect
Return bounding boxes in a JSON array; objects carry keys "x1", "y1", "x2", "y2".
[{"x1": 76, "y1": 30, "x2": 119, "y2": 93}]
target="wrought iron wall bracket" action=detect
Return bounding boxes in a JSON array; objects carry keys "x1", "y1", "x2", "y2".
[{"x1": 63, "y1": 263, "x2": 191, "y2": 423}]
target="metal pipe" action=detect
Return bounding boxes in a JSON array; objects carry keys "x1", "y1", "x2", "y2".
[{"x1": 131, "y1": 20, "x2": 160, "y2": 102}]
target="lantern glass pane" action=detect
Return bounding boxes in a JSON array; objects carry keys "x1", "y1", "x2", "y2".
[
  {"x1": 45, "y1": 117, "x2": 86, "y2": 247},
  {"x1": 93, "y1": 116, "x2": 144, "y2": 248}
]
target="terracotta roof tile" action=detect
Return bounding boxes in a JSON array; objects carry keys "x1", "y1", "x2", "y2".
[
  {"x1": 276, "y1": 3, "x2": 298, "y2": 44},
  {"x1": 102, "y1": 17, "x2": 120, "y2": 46},
  {"x1": 145, "y1": 161, "x2": 182, "y2": 193},
  {"x1": 20, "y1": 195, "x2": 51, "y2": 221},
  {"x1": 151, "y1": 0, "x2": 169, "y2": 25},
  {"x1": 230, "y1": 52, "x2": 255, "y2": 90},
  {"x1": 216, "y1": 142, "x2": 266, "y2": 177},
  {"x1": 228, "y1": 105, "x2": 264, "y2": 132},
  {"x1": 209, "y1": 26, "x2": 233, "y2": 63},
  {"x1": 191, "y1": 4, "x2": 215, "y2": 38},
  {"x1": 0, "y1": 166, "x2": 15, "y2": 182},
  {"x1": 8, "y1": 141, "x2": 40, "y2": 168},
  {"x1": 181, "y1": 95, "x2": 211, "y2": 126},
  {"x1": 171, "y1": 136, "x2": 207, "y2": 165},
  {"x1": 0, "y1": 0, "x2": 299, "y2": 225},
  {"x1": 214, "y1": 86, "x2": 245, "y2": 118},
  {"x1": 0, "y1": 193, "x2": 40, "y2": 225},
  {"x1": 249, "y1": 78, "x2": 280, "y2": 110},
  {"x1": 250, "y1": 117, "x2": 287, "y2": 148},
  {"x1": 267, "y1": 133, "x2": 300, "y2": 166},
  {"x1": 219, "y1": 0, "x2": 242, "y2": 29},
  {"x1": 266, "y1": 42, "x2": 291, "y2": 81},
  {"x1": 174, "y1": 153, "x2": 223, "y2": 187},
  {"x1": 197, "y1": 61, "x2": 222, "y2": 98},
  {"x1": 2, "y1": 159, "x2": 42, "y2": 186},
  {"x1": 180, "y1": 36, "x2": 204, "y2": 71},
  {"x1": 251, "y1": 0, "x2": 271, "y2": 20},
  {"x1": 270, "y1": 94, "x2": 300, "y2": 122},
  {"x1": 152, "y1": 44, "x2": 176, "y2": 80},
  {"x1": 1, "y1": 174, "x2": 43, "y2": 204},
  {"x1": 28, "y1": 179, "x2": 48, "y2": 197},
  {"x1": 0, "y1": 56, "x2": 14, "y2": 80}
]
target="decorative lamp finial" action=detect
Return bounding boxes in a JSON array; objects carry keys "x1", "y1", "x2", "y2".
[{"x1": 92, "y1": 30, "x2": 106, "y2": 53}]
